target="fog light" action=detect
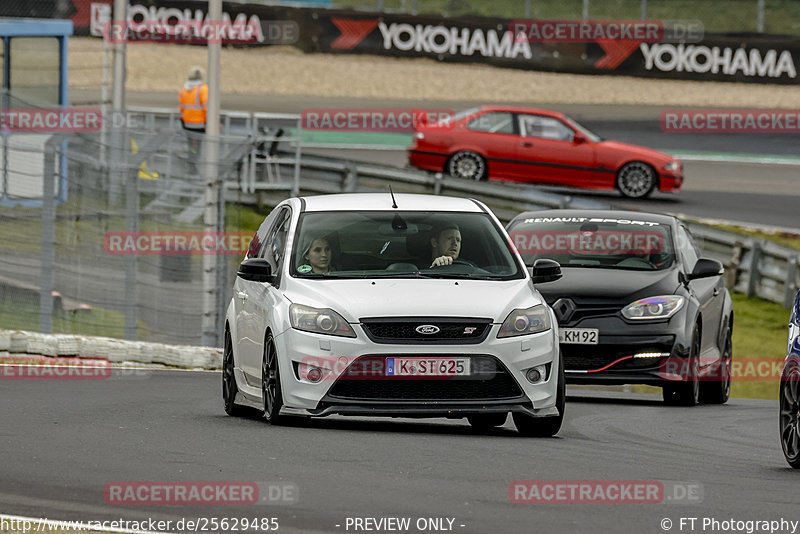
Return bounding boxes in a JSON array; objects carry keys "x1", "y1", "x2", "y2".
[
  {"x1": 526, "y1": 365, "x2": 547, "y2": 384},
  {"x1": 633, "y1": 352, "x2": 669, "y2": 359},
  {"x1": 306, "y1": 367, "x2": 323, "y2": 383}
]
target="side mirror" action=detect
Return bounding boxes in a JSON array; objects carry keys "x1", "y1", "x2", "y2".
[
  {"x1": 530, "y1": 258, "x2": 562, "y2": 284},
  {"x1": 238, "y1": 258, "x2": 275, "y2": 283},
  {"x1": 686, "y1": 258, "x2": 724, "y2": 281},
  {"x1": 572, "y1": 132, "x2": 587, "y2": 144}
]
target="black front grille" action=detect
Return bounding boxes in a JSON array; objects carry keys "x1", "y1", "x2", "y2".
[
  {"x1": 546, "y1": 299, "x2": 621, "y2": 325},
  {"x1": 325, "y1": 355, "x2": 523, "y2": 401},
  {"x1": 568, "y1": 306, "x2": 621, "y2": 324},
  {"x1": 361, "y1": 317, "x2": 492, "y2": 344},
  {"x1": 562, "y1": 344, "x2": 668, "y2": 371}
]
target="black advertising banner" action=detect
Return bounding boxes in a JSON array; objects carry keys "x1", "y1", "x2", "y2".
[
  {"x1": 5, "y1": 0, "x2": 799, "y2": 84},
  {"x1": 315, "y1": 11, "x2": 800, "y2": 85}
]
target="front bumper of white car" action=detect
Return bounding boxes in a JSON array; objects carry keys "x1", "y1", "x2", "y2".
[{"x1": 272, "y1": 322, "x2": 560, "y2": 418}]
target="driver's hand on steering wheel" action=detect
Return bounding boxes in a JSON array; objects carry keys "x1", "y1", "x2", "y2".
[{"x1": 430, "y1": 255, "x2": 454, "y2": 267}]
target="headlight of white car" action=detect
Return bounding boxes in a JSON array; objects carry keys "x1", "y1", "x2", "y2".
[
  {"x1": 498, "y1": 305, "x2": 552, "y2": 338},
  {"x1": 289, "y1": 304, "x2": 356, "y2": 338},
  {"x1": 622, "y1": 295, "x2": 684, "y2": 321},
  {"x1": 664, "y1": 161, "x2": 680, "y2": 172}
]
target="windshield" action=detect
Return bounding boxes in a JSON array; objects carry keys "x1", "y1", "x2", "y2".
[
  {"x1": 507, "y1": 216, "x2": 676, "y2": 271},
  {"x1": 564, "y1": 117, "x2": 603, "y2": 142},
  {"x1": 292, "y1": 211, "x2": 523, "y2": 280}
]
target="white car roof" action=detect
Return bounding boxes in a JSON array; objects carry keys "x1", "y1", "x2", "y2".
[{"x1": 301, "y1": 193, "x2": 485, "y2": 213}]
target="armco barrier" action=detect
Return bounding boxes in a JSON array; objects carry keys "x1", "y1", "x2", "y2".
[
  {"x1": 56, "y1": 106, "x2": 800, "y2": 308},
  {"x1": 259, "y1": 148, "x2": 800, "y2": 308},
  {"x1": 120, "y1": 106, "x2": 797, "y2": 309}
]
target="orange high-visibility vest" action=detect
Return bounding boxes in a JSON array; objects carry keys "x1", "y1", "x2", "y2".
[{"x1": 178, "y1": 83, "x2": 208, "y2": 128}]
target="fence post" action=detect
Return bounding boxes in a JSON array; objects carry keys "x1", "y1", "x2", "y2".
[
  {"x1": 784, "y1": 257, "x2": 799, "y2": 308},
  {"x1": 124, "y1": 128, "x2": 139, "y2": 340},
  {"x1": 757, "y1": 0, "x2": 765, "y2": 32},
  {"x1": 727, "y1": 240, "x2": 743, "y2": 289},
  {"x1": 292, "y1": 116, "x2": 302, "y2": 197},
  {"x1": 747, "y1": 239, "x2": 763, "y2": 298},
  {"x1": 39, "y1": 140, "x2": 58, "y2": 334},
  {"x1": 343, "y1": 162, "x2": 357, "y2": 192},
  {"x1": 582, "y1": 0, "x2": 589, "y2": 20},
  {"x1": 433, "y1": 172, "x2": 443, "y2": 195}
]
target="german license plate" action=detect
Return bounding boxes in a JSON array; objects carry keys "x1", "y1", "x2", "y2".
[
  {"x1": 559, "y1": 328, "x2": 599, "y2": 345},
  {"x1": 385, "y1": 357, "x2": 470, "y2": 376}
]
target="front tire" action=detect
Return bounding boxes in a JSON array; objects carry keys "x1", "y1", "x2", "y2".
[
  {"x1": 663, "y1": 327, "x2": 701, "y2": 406},
  {"x1": 617, "y1": 162, "x2": 656, "y2": 199},
  {"x1": 513, "y1": 357, "x2": 565, "y2": 437},
  {"x1": 222, "y1": 329, "x2": 245, "y2": 416},
  {"x1": 447, "y1": 151, "x2": 486, "y2": 181},
  {"x1": 262, "y1": 332, "x2": 284, "y2": 425},
  {"x1": 780, "y1": 365, "x2": 800, "y2": 468}
]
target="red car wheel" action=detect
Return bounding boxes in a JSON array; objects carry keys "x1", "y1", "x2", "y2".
[
  {"x1": 616, "y1": 162, "x2": 657, "y2": 198},
  {"x1": 447, "y1": 151, "x2": 486, "y2": 181}
]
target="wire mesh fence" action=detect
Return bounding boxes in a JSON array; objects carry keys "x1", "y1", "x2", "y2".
[{"x1": 0, "y1": 120, "x2": 263, "y2": 347}]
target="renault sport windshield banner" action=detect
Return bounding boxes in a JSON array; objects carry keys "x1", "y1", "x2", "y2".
[{"x1": 10, "y1": 0, "x2": 799, "y2": 84}]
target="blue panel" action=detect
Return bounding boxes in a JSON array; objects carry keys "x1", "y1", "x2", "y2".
[{"x1": 0, "y1": 19, "x2": 73, "y2": 37}]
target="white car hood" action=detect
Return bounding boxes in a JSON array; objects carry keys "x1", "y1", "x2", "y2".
[{"x1": 283, "y1": 278, "x2": 542, "y2": 323}]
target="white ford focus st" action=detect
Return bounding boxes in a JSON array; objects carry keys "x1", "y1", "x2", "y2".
[{"x1": 223, "y1": 193, "x2": 565, "y2": 436}]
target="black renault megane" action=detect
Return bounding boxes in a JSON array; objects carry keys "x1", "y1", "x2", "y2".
[{"x1": 506, "y1": 210, "x2": 733, "y2": 406}]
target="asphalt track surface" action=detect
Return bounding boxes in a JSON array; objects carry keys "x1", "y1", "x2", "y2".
[
  {"x1": 120, "y1": 92, "x2": 800, "y2": 231},
  {"x1": 0, "y1": 369, "x2": 793, "y2": 534}
]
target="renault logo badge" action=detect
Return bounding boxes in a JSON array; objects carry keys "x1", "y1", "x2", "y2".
[{"x1": 552, "y1": 298, "x2": 576, "y2": 323}]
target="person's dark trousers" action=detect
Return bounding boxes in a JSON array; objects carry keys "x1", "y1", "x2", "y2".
[{"x1": 181, "y1": 120, "x2": 205, "y2": 174}]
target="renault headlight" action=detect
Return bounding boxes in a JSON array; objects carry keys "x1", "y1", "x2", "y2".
[
  {"x1": 498, "y1": 305, "x2": 552, "y2": 338},
  {"x1": 622, "y1": 295, "x2": 684, "y2": 321},
  {"x1": 289, "y1": 304, "x2": 356, "y2": 338}
]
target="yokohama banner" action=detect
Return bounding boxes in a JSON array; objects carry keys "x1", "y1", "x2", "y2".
[
  {"x1": 7, "y1": 0, "x2": 799, "y2": 84},
  {"x1": 316, "y1": 13, "x2": 800, "y2": 84}
]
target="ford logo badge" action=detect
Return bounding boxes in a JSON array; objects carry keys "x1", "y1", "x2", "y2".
[{"x1": 415, "y1": 324, "x2": 440, "y2": 335}]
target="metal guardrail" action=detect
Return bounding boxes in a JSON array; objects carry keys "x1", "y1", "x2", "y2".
[
  {"x1": 687, "y1": 225, "x2": 800, "y2": 308},
  {"x1": 116, "y1": 108, "x2": 800, "y2": 308},
  {"x1": 263, "y1": 151, "x2": 800, "y2": 309}
]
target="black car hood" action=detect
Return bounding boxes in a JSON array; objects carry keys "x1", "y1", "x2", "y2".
[{"x1": 536, "y1": 267, "x2": 682, "y2": 306}]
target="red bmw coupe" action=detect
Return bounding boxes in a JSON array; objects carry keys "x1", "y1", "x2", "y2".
[{"x1": 408, "y1": 106, "x2": 683, "y2": 199}]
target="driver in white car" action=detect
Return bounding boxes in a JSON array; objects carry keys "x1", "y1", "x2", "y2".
[{"x1": 429, "y1": 223, "x2": 462, "y2": 267}]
